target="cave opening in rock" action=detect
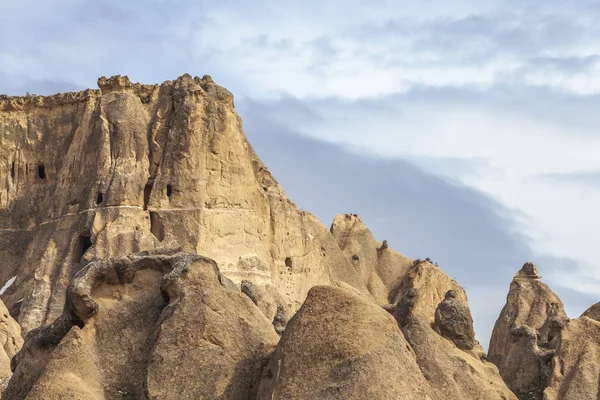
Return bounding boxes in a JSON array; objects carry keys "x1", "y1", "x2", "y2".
[
  {"x1": 96, "y1": 192, "x2": 103, "y2": 205},
  {"x1": 74, "y1": 230, "x2": 93, "y2": 263},
  {"x1": 143, "y1": 183, "x2": 153, "y2": 210},
  {"x1": 37, "y1": 164, "x2": 46, "y2": 180},
  {"x1": 166, "y1": 184, "x2": 172, "y2": 198},
  {"x1": 10, "y1": 162, "x2": 15, "y2": 180},
  {"x1": 149, "y1": 211, "x2": 164, "y2": 242},
  {"x1": 285, "y1": 257, "x2": 293, "y2": 270}
]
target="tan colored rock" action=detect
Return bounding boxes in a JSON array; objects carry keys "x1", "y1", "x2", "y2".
[
  {"x1": 543, "y1": 316, "x2": 600, "y2": 399},
  {"x1": 394, "y1": 259, "x2": 468, "y2": 322},
  {"x1": 241, "y1": 280, "x2": 291, "y2": 334},
  {"x1": 434, "y1": 289, "x2": 476, "y2": 350},
  {"x1": 488, "y1": 262, "x2": 567, "y2": 388},
  {"x1": 257, "y1": 285, "x2": 434, "y2": 400},
  {"x1": 330, "y1": 213, "x2": 412, "y2": 304},
  {"x1": 395, "y1": 288, "x2": 517, "y2": 400},
  {"x1": 4, "y1": 252, "x2": 279, "y2": 400},
  {"x1": 0, "y1": 75, "x2": 371, "y2": 335},
  {"x1": 0, "y1": 300, "x2": 22, "y2": 384},
  {"x1": 581, "y1": 302, "x2": 600, "y2": 322},
  {"x1": 1, "y1": 76, "x2": 527, "y2": 399}
]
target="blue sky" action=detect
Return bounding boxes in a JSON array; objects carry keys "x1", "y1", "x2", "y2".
[{"x1": 2, "y1": 0, "x2": 600, "y2": 345}]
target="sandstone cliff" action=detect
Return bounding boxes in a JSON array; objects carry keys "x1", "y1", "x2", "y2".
[
  {"x1": 2, "y1": 75, "x2": 596, "y2": 399},
  {"x1": 0, "y1": 74, "x2": 374, "y2": 336}
]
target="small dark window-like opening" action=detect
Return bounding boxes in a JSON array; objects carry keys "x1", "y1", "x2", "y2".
[
  {"x1": 37, "y1": 164, "x2": 46, "y2": 180},
  {"x1": 166, "y1": 184, "x2": 173, "y2": 198},
  {"x1": 96, "y1": 193, "x2": 103, "y2": 205},
  {"x1": 149, "y1": 211, "x2": 164, "y2": 242},
  {"x1": 10, "y1": 162, "x2": 15, "y2": 179},
  {"x1": 285, "y1": 257, "x2": 293, "y2": 270},
  {"x1": 143, "y1": 183, "x2": 153, "y2": 210},
  {"x1": 73, "y1": 231, "x2": 93, "y2": 263}
]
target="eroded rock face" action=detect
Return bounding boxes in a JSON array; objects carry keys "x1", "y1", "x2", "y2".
[
  {"x1": 488, "y1": 262, "x2": 567, "y2": 393},
  {"x1": 489, "y1": 263, "x2": 600, "y2": 400},
  {"x1": 4, "y1": 251, "x2": 279, "y2": 400},
  {"x1": 395, "y1": 288, "x2": 517, "y2": 400},
  {"x1": 330, "y1": 214, "x2": 413, "y2": 304},
  {"x1": 257, "y1": 285, "x2": 435, "y2": 400},
  {"x1": 434, "y1": 290, "x2": 476, "y2": 351},
  {"x1": 0, "y1": 75, "x2": 374, "y2": 335},
  {"x1": 0, "y1": 300, "x2": 22, "y2": 385},
  {"x1": 543, "y1": 316, "x2": 600, "y2": 399}
]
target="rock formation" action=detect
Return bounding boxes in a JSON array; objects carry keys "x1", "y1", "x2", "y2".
[
  {"x1": 434, "y1": 289, "x2": 476, "y2": 350},
  {"x1": 490, "y1": 263, "x2": 600, "y2": 399},
  {"x1": 2, "y1": 75, "x2": 598, "y2": 399},
  {"x1": 488, "y1": 262, "x2": 567, "y2": 389},
  {"x1": 257, "y1": 285, "x2": 435, "y2": 399},
  {"x1": 4, "y1": 251, "x2": 279, "y2": 400},
  {"x1": 0, "y1": 301, "x2": 21, "y2": 384},
  {"x1": 0, "y1": 74, "x2": 373, "y2": 336}
]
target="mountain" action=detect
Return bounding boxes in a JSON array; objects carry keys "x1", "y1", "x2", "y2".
[{"x1": 0, "y1": 75, "x2": 597, "y2": 399}]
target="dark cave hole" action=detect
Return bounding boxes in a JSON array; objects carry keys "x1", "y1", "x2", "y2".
[
  {"x1": 149, "y1": 211, "x2": 164, "y2": 242},
  {"x1": 10, "y1": 162, "x2": 15, "y2": 180},
  {"x1": 96, "y1": 192, "x2": 103, "y2": 205},
  {"x1": 285, "y1": 257, "x2": 292, "y2": 270},
  {"x1": 74, "y1": 231, "x2": 93, "y2": 263},
  {"x1": 37, "y1": 164, "x2": 46, "y2": 180},
  {"x1": 143, "y1": 183, "x2": 153, "y2": 210},
  {"x1": 166, "y1": 184, "x2": 173, "y2": 198}
]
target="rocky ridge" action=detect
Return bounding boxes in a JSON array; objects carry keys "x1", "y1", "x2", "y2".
[{"x1": 0, "y1": 76, "x2": 597, "y2": 399}]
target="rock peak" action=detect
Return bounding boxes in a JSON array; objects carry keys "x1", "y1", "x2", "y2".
[{"x1": 515, "y1": 261, "x2": 541, "y2": 279}]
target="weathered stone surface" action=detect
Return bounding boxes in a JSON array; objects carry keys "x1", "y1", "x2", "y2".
[
  {"x1": 0, "y1": 76, "x2": 532, "y2": 399},
  {"x1": 499, "y1": 326, "x2": 555, "y2": 400},
  {"x1": 257, "y1": 285, "x2": 434, "y2": 400},
  {"x1": 581, "y1": 302, "x2": 600, "y2": 322},
  {"x1": 397, "y1": 287, "x2": 517, "y2": 400},
  {"x1": 0, "y1": 75, "x2": 372, "y2": 336},
  {"x1": 0, "y1": 300, "x2": 22, "y2": 384},
  {"x1": 4, "y1": 252, "x2": 279, "y2": 400},
  {"x1": 330, "y1": 214, "x2": 412, "y2": 304},
  {"x1": 434, "y1": 289, "x2": 476, "y2": 350},
  {"x1": 543, "y1": 316, "x2": 600, "y2": 399},
  {"x1": 393, "y1": 259, "x2": 468, "y2": 322},
  {"x1": 241, "y1": 280, "x2": 291, "y2": 334},
  {"x1": 488, "y1": 262, "x2": 567, "y2": 390},
  {"x1": 489, "y1": 263, "x2": 600, "y2": 400}
]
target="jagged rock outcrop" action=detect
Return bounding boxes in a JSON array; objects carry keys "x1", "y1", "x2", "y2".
[
  {"x1": 434, "y1": 289, "x2": 476, "y2": 350},
  {"x1": 0, "y1": 75, "x2": 543, "y2": 399},
  {"x1": 0, "y1": 74, "x2": 376, "y2": 335},
  {"x1": 488, "y1": 262, "x2": 567, "y2": 397},
  {"x1": 543, "y1": 314, "x2": 600, "y2": 399},
  {"x1": 256, "y1": 285, "x2": 435, "y2": 399},
  {"x1": 397, "y1": 288, "x2": 517, "y2": 400},
  {"x1": 0, "y1": 300, "x2": 22, "y2": 385},
  {"x1": 393, "y1": 259, "x2": 468, "y2": 322},
  {"x1": 241, "y1": 280, "x2": 291, "y2": 335},
  {"x1": 490, "y1": 263, "x2": 600, "y2": 400},
  {"x1": 581, "y1": 302, "x2": 600, "y2": 322},
  {"x1": 4, "y1": 251, "x2": 279, "y2": 400},
  {"x1": 330, "y1": 214, "x2": 413, "y2": 304}
]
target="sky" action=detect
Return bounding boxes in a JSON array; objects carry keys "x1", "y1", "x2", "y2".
[{"x1": 2, "y1": 0, "x2": 600, "y2": 345}]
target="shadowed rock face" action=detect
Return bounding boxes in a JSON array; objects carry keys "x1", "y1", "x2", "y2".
[
  {"x1": 434, "y1": 290, "x2": 476, "y2": 351},
  {"x1": 4, "y1": 251, "x2": 279, "y2": 400}
]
